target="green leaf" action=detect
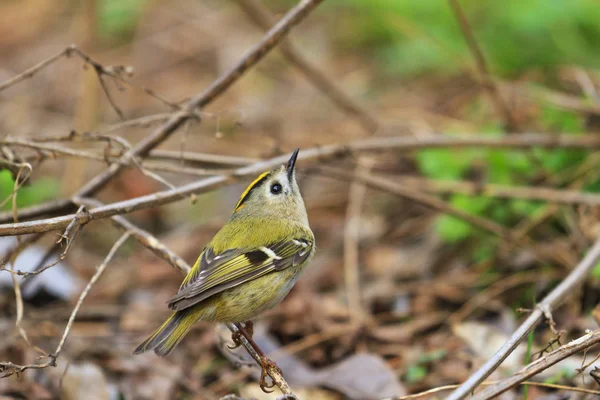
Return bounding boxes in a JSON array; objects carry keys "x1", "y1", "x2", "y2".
[
  {"x1": 417, "y1": 349, "x2": 447, "y2": 363},
  {"x1": 0, "y1": 170, "x2": 59, "y2": 211},
  {"x1": 436, "y1": 215, "x2": 473, "y2": 243},
  {"x1": 98, "y1": 0, "x2": 147, "y2": 40},
  {"x1": 404, "y1": 364, "x2": 427, "y2": 383},
  {"x1": 416, "y1": 149, "x2": 477, "y2": 180},
  {"x1": 435, "y1": 195, "x2": 491, "y2": 243}
]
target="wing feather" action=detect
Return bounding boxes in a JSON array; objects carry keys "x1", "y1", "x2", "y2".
[{"x1": 168, "y1": 238, "x2": 312, "y2": 311}]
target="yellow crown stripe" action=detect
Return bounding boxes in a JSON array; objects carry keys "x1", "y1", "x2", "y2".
[{"x1": 234, "y1": 171, "x2": 271, "y2": 212}]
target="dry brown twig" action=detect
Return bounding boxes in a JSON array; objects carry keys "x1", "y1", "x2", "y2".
[
  {"x1": 394, "y1": 175, "x2": 600, "y2": 207},
  {"x1": 343, "y1": 159, "x2": 374, "y2": 326},
  {"x1": 470, "y1": 329, "x2": 600, "y2": 399},
  {"x1": 3, "y1": 133, "x2": 600, "y2": 234},
  {"x1": 447, "y1": 236, "x2": 600, "y2": 400},
  {"x1": 448, "y1": 0, "x2": 519, "y2": 131},
  {"x1": 0, "y1": 232, "x2": 131, "y2": 378},
  {"x1": 391, "y1": 380, "x2": 600, "y2": 399},
  {"x1": 0, "y1": 205, "x2": 88, "y2": 278},
  {"x1": 235, "y1": 0, "x2": 379, "y2": 133}
]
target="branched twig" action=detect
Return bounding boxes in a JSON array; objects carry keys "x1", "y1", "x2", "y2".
[
  {"x1": 235, "y1": 0, "x2": 379, "y2": 133},
  {"x1": 447, "y1": 237, "x2": 600, "y2": 400},
  {"x1": 0, "y1": 232, "x2": 131, "y2": 378},
  {"x1": 0, "y1": 47, "x2": 72, "y2": 93},
  {"x1": 470, "y1": 329, "x2": 600, "y2": 400},
  {"x1": 73, "y1": 0, "x2": 325, "y2": 202},
  {"x1": 0, "y1": 206, "x2": 87, "y2": 278},
  {"x1": 3, "y1": 133, "x2": 600, "y2": 231},
  {"x1": 76, "y1": 197, "x2": 191, "y2": 274},
  {"x1": 53, "y1": 232, "x2": 131, "y2": 357}
]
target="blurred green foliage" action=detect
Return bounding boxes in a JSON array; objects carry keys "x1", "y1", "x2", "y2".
[
  {"x1": 403, "y1": 349, "x2": 447, "y2": 384},
  {"x1": 323, "y1": 0, "x2": 600, "y2": 77},
  {"x1": 97, "y1": 0, "x2": 148, "y2": 42},
  {"x1": 0, "y1": 171, "x2": 59, "y2": 211},
  {"x1": 416, "y1": 104, "x2": 589, "y2": 248}
]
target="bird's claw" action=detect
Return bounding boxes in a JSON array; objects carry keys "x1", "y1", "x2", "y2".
[
  {"x1": 227, "y1": 321, "x2": 254, "y2": 350},
  {"x1": 259, "y1": 356, "x2": 281, "y2": 393}
]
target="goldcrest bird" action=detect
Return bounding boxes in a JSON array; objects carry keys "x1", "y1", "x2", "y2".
[{"x1": 134, "y1": 149, "x2": 314, "y2": 358}]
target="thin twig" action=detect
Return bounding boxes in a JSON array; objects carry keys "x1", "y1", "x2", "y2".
[
  {"x1": 148, "y1": 149, "x2": 260, "y2": 166},
  {"x1": 471, "y1": 329, "x2": 600, "y2": 399},
  {"x1": 3, "y1": 132, "x2": 600, "y2": 229},
  {"x1": 76, "y1": 197, "x2": 191, "y2": 274},
  {"x1": 447, "y1": 237, "x2": 600, "y2": 400},
  {"x1": 53, "y1": 232, "x2": 131, "y2": 357},
  {"x1": 391, "y1": 380, "x2": 600, "y2": 399},
  {"x1": 235, "y1": 0, "x2": 379, "y2": 133},
  {"x1": 0, "y1": 233, "x2": 131, "y2": 378},
  {"x1": 73, "y1": 0, "x2": 325, "y2": 200},
  {"x1": 0, "y1": 47, "x2": 72, "y2": 92},
  {"x1": 448, "y1": 0, "x2": 519, "y2": 131},
  {"x1": 343, "y1": 159, "x2": 373, "y2": 325},
  {"x1": 317, "y1": 165, "x2": 510, "y2": 239},
  {"x1": 394, "y1": 175, "x2": 600, "y2": 207}
]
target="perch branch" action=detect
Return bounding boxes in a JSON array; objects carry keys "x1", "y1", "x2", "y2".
[{"x1": 225, "y1": 323, "x2": 294, "y2": 395}]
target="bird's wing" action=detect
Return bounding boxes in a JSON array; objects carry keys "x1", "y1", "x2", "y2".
[{"x1": 167, "y1": 238, "x2": 313, "y2": 311}]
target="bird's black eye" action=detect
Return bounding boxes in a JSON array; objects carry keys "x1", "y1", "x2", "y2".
[{"x1": 270, "y1": 182, "x2": 282, "y2": 194}]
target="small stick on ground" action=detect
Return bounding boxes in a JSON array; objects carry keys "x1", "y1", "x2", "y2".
[
  {"x1": 0, "y1": 232, "x2": 131, "y2": 378},
  {"x1": 470, "y1": 329, "x2": 600, "y2": 400},
  {"x1": 447, "y1": 236, "x2": 600, "y2": 400}
]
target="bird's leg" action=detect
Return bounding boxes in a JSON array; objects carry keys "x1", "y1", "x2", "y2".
[
  {"x1": 229, "y1": 321, "x2": 281, "y2": 393},
  {"x1": 228, "y1": 321, "x2": 254, "y2": 349},
  {"x1": 243, "y1": 320, "x2": 254, "y2": 338}
]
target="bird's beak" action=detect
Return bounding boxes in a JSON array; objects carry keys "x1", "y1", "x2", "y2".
[{"x1": 286, "y1": 148, "x2": 299, "y2": 178}]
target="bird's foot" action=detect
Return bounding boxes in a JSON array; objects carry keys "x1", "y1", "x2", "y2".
[
  {"x1": 228, "y1": 321, "x2": 254, "y2": 350},
  {"x1": 259, "y1": 355, "x2": 281, "y2": 393}
]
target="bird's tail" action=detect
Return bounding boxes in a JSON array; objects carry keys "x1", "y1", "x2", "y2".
[{"x1": 133, "y1": 308, "x2": 201, "y2": 356}]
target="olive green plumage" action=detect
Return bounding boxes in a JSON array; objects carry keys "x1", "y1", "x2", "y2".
[{"x1": 134, "y1": 149, "x2": 314, "y2": 356}]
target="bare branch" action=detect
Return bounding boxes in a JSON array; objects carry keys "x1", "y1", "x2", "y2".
[
  {"x1": 471, "y1": 329, "x2": 600, "y2": 399},
  {"x1": 3, "y1": 133, "x2": 600, "y2": 234},
  {"x1": 53, "y1": 232, "x2": 131, "y2": 357},
  {"x1": 447, "y1": 237, "x2": 600, "y2": 400},
  {"x1": 225, "y1": 323, "x2": 294, "y2": 396},
  {"x1": 74, "y1": 0, "x2": 325, "y2": 200},
  {"x1": 77, "y1": 197, "x2": 191, "y2": 274},
  {"x1": 0, "y1": 46, "x2": 72, "y2": 93},
  {"x1": 394, "y1": 175, "x2": 600, "y2": 207},
  {"x1": 235, "y1": 0, "x2": 379, "y2": 133}
]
